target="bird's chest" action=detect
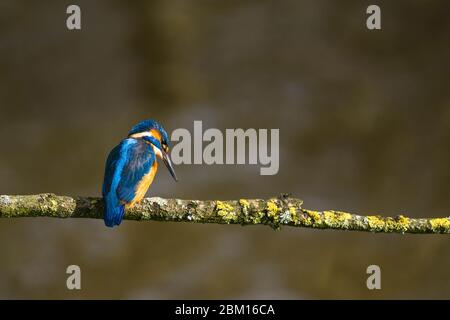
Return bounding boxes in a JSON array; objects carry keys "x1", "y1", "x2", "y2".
[{"x1": 127, "y1": 161, "x2": 158, "y2": 208}]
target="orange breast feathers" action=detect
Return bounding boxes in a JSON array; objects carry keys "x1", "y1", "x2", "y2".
[{"x1": 126, "y1": 161, "x2": 158, "y2": 209}]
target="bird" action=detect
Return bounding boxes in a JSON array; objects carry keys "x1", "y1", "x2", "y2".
[{"x1": 102, "y1": 119, "x2": 178, "y2": 227}]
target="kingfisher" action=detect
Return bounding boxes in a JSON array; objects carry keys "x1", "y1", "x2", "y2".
[{"x1": 102, "y1": 119, "x2": 178, "y2": 227}]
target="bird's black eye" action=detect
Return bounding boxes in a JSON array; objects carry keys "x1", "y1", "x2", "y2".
[{"x1": 163, "y1": 144, "x2": 169, "y2": 153}]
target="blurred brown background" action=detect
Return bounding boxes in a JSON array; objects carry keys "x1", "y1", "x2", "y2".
[{"x1": 0, "y1": 0, "x2": 449, "y2": 299}]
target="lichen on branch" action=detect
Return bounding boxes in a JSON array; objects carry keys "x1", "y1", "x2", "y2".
[{"x1": 0, "y1": 193, "x2": 449, "y2": 234}]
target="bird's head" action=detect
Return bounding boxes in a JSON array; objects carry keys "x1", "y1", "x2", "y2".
[{"x1": 128, "y1": 119, "x2": 178, "y2": 181}]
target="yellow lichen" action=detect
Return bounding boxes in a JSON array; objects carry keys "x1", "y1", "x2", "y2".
[
  {"x1": 323, "y1": 211, "x2": 335, "y2": 224},
  {"x1": 384, "y1": 218, "x2": 396, "y2": 231},
  {"x1": 250, "y1": 210, "x2": 265, "y2": 224},
  {"x1": 303, "y1": 217, "x2": 312, "y2": 226},
  {"x1": 266, "y1": 200, "x2": 280, "y2": 222},
  {"x1": 215, "y1": 201, "x2": 237, "y2": 223},
  {"x1": 430, "y1": 218, "x2": 450, "y2": 232},
  {"x1": 367, "y1": 216, "x2": 385, "y2": 231},
  {"x1": 323, "y1": 210, "x2": 352, "y2": 228},
  {"x1": 395, "y1": 215, "x2": 410, "y2": 232},
  {"x1": 337, "y1": 211, "x2": 353, "y2": 222},
  {"x1": 239, "y1": 199, "x2": 250, "y2": 215},
  {"x1": 367, "y1": 215, "x2": 410, "y2": 232},
  {"x1": 289, "y1": 206, "x2": 298, "y2": 224},
  {"x1": 239, "y1": 199, "x2": 250, "y2": 207},
  {"x1": 306, "y1": 210, "x2": 322, "y2": 225}
]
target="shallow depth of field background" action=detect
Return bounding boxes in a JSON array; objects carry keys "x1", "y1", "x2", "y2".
[{"x1": 0, "y1": 0, "x2": 449, "y2": 298}]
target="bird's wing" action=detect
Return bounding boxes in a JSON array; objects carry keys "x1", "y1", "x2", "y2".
[
  {"x1": 102, "y1": 141, "x2": 125, "y2": 197},
  {"x1": 116, "y1": 140, "x2": 156, "y2": 203}
]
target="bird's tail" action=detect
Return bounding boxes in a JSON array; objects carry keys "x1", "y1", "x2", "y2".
[{"x1": 103, "y1": 195, "x2": 125, "y2": 227}]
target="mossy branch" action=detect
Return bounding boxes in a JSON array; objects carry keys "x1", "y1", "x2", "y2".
[{"x1": 0, "y1": 193, "x2": 449, "y2": 234}]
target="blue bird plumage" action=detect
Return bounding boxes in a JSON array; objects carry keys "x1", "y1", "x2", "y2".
[
  {"x1": 102, "y1": 119, "x2": 177, "y2": 227},
  {"x1": 128, "y1": 119, "x2": 170, "y2": 142}
]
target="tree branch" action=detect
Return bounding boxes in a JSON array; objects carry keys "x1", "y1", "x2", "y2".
[{"x1": 0, "y1": 193, "x2": 449, "y2": 234}]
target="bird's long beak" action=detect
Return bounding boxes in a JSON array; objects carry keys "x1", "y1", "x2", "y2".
[{"x1": 162, "y1": 151, "x2": 178, "y2": 182}]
